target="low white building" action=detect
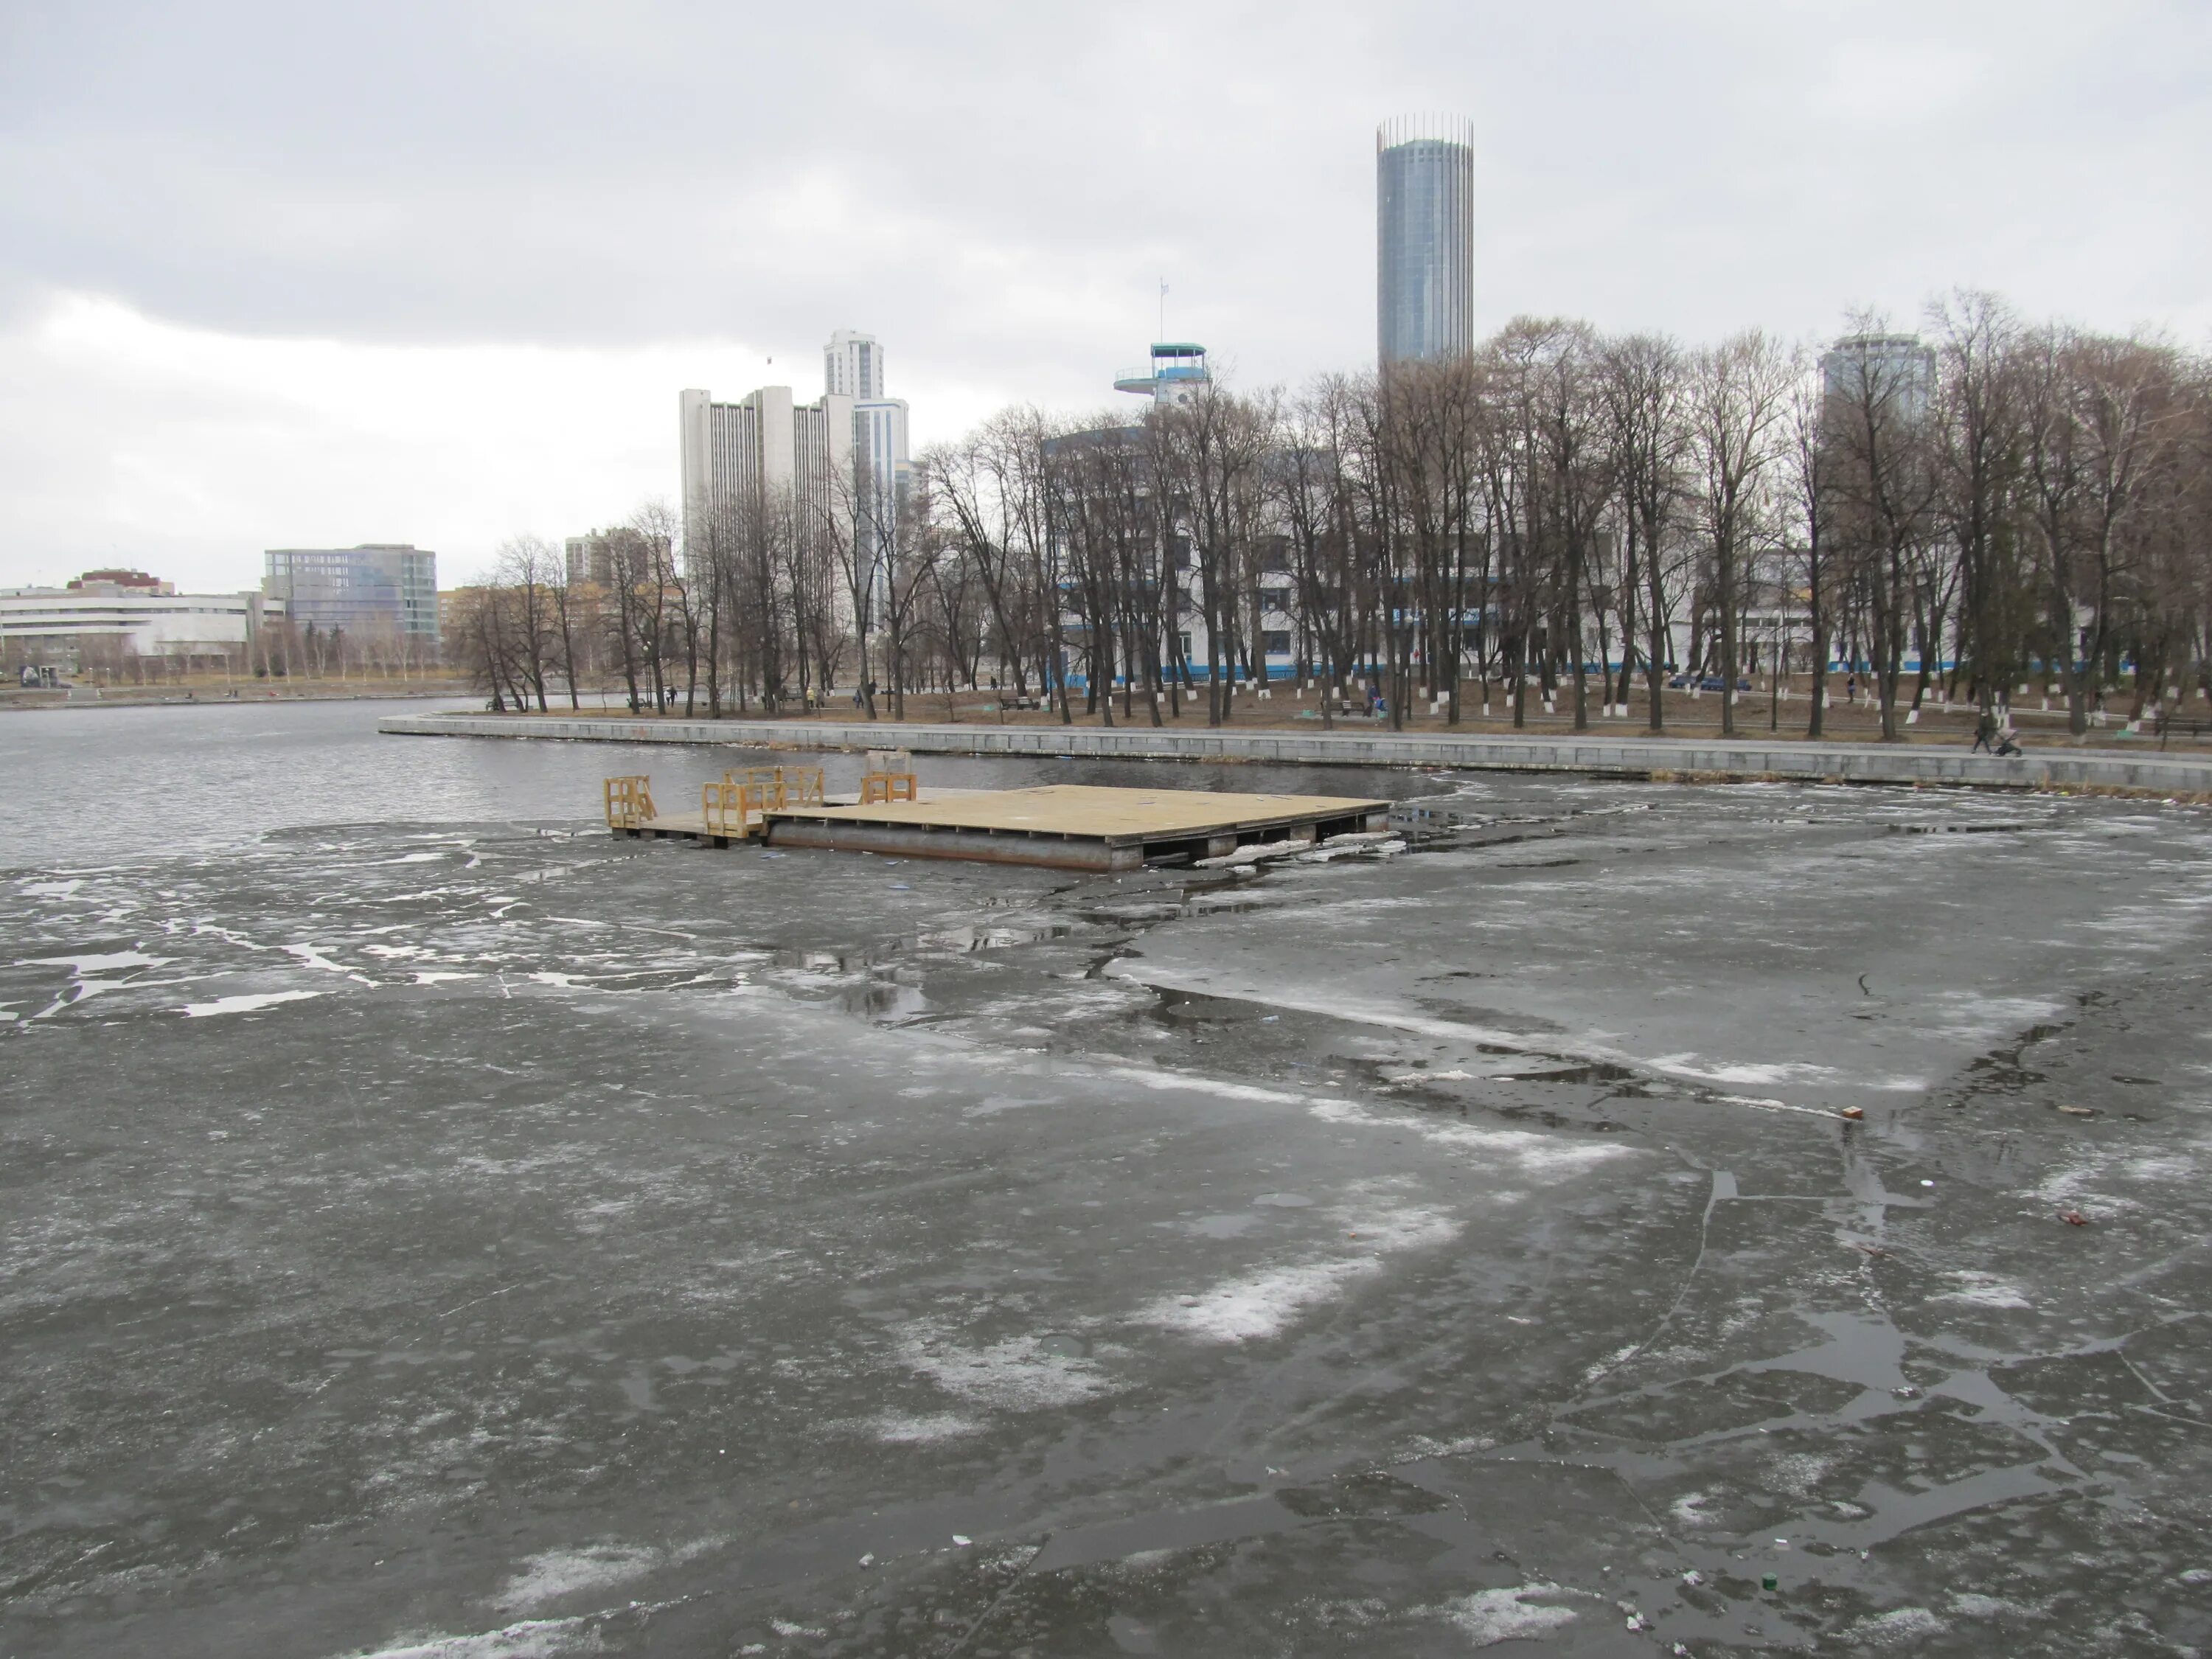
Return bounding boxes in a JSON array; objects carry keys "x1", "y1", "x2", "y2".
[{"x1": 1, "y1": 586, "x2": 282, "y2": 671}]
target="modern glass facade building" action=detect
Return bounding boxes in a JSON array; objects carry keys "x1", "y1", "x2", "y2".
[
  {"x1": 262, "y1": 545, "x2": 439, "y2": 641},
  {"x1": 1820, "y1": 333, "x2": 1935, "y2": 424},
  {"x1": 1377, "y1": 116, "x2": 1475, "y2": 366}
]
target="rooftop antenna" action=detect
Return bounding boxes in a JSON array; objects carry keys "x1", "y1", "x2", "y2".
[{"x1": 1159, "y1": 279, "x2": 1168, "y2": 344}]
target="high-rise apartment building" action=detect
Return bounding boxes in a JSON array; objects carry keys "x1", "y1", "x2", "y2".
[
  {"x1": 851, "y1": 397, "x2": 911, "y2": 599},
  {"x1": 1377, "y1": 116, "x2": 1475, "y2": 366},
  {"x1": 680, "y1": 330, "x2": 911, "y2": 616},
  {"x1": 563, "y1": 529, "x2": 650, "y2": 587},
  {"x1": 565, "y1": 532, "x2": 607, "y2": 587},
  {"x1": 679, "y1": 386, "x2": 854, "y2": 558},
  {"x1": 824, "y1": 329, "x2": 885, "y2": 401},
  {"x1": 262, "y1": 544, "x2": 438, "y2": 641}
]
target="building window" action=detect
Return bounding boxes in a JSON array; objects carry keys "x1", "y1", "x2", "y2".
[{"x1": 1263, "y1": 631, "x2": 1292, "y2": 655}]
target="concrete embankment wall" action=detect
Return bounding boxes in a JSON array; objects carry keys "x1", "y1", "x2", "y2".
[{"x1": 378, "y1": 712, "x2": 2212, "y2": 799}]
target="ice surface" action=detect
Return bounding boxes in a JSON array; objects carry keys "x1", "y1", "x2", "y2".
[
  {"x1": 177, "y1": 990, "x2": 325, "y2": 1018},
  {"x1": 11, "y1": 707, "x2": 2212, "y2": 1656}
]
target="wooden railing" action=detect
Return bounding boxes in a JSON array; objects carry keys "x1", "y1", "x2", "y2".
[{"x1": 603, "y1": 774, "x2": 656, "y2": 830}]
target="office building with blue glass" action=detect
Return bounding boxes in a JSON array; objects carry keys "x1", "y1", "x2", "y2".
[
  {"x1": 1376, "y1": 116, "x2": 1475, "y2": 366},
  {"x1": 262, "y1": 544, "x2": 439, "y2": 644}
]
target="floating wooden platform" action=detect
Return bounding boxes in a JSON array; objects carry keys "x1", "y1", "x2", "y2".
[
  {"x1": 613, "y1": 783, "x2": 1391, "y2": 870},
  {"x1": 762, "y1": 784, "x2": 1391, "y2": 871},
  {"x1": 616, "y1": 788, "x2": 970, "y2": 847}
]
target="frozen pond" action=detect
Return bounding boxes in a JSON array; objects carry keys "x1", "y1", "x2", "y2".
[{"x1": 5, "y1": 702, "x2": 2212, "y2": 1655}]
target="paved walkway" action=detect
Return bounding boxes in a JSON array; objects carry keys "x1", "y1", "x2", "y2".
[{"x1": 378, "y1": 712, "x2": 2212, "y2": 797}]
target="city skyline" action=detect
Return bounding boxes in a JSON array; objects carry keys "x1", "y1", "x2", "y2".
[{"x1": 4, "y1": 1, "x2": 2208, "y2": 592}]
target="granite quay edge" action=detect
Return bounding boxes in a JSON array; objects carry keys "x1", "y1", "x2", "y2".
[{"x1": 376, "y1": 714, "x2": 2212, "y2": 799}]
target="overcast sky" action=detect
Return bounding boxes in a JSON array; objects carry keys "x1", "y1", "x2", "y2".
[{"x1": 3, "y1": 0, "x2": 2207, "y2": 591}]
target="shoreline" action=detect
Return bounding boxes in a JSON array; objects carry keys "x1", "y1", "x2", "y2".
[
  {"x1": 377, "y1": 711, "x2": 2212, "y2": 801},
  {"x1": 2, "y1": 685, "x2": 473, "y2": 712}
]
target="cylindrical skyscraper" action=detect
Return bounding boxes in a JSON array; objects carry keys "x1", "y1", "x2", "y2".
[{"x1": 1376, "y1": 116, "x2": 1475, "y2": 366}]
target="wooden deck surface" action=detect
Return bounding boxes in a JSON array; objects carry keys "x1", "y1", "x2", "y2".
[
  {"x1": 627, "y1": 786, "x2": 992, "y2": 842},
  {"x1": 762, "y1": 784, "x2": 1390, "y2": 846}
]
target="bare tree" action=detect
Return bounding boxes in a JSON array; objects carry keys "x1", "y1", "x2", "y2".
[
  {"x1": 493, "y1": 533, "x2": 561, "y2": 711},
  {"x1": 1687, "y1": 331, "x2": 1792, "y2": 737},
  {"x1": 1601, "y1": 333, "x2": 1689, "y2": 729}
]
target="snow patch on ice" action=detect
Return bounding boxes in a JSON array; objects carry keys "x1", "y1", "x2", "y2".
[
  {"x1": 21, "y1": 950, "x2": 168, "y2": 973},
  {"x1": 964, "y1": 1093, "x2": 1048, "y2": 1118},
  {"x1": 865, "y1": 1411, "x2": 983, "y2": 1443},
  {"x1": 1106, "y1": 1066, "x2": 1310, "y2": 1107},
  {"x1": 1765, "y1": 1450, "x2": 1835, "y2": 1496},
  {"x1": 1648, "y1": 1054, "x2": 1838, "y2": 1085},
  {"x1": 1932, "y1": 1272, "x2": 2032, "y2": 1310},
  {"x1": 179, "y1": 990, "x2": 324, "y2": 1018},
  {"x1": 1650, "y1": 1052, "x2": 1923, "y2": 1092},
  {"x1": 1307, "y1": 1096, "x2": 1628, "y2": 1175},
  {"x1": 1138, "y1": 1200, "x2": 1459, "y2": 1342},
  {"x1": 490, "y1": 1534, "x2": 722, "y2": 1615},
  {"x1": 1430, "y1": 1584, "x2": 1580, "y2": 1645},
  {"x1": 1669, "y1": 1490, "x2": 1717, "y2": 1528},
  {"x1": 491, "y1": 1544, "x2": 658, "y2": 1613},
  {"x1": 895, "y1": 1324, "x2": 1111, "y2": 1409},
  {"x1": 2123, "y1": 1155, "x2": 2197, "y2": 1183},
  {"x1": 1846, "y1": 1606, "x2": 1950, "y2": 1646},
  {"x1": 1949, "y1": 1591, "x2": 2037, "y2": 1619},
  {"x1": 341, "y1": 1613, "x2": 599, "y2": 1658},
  {"x1": 1141, "y1": 1259, "x2": 1374, "y2": 1343},
  {"x1": 1929, "y1": 993, "x2": 2066, "y2": 1039}
]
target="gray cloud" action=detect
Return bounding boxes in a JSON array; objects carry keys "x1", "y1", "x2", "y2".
[{"x1": 1, "y1": 0, "x2": 2207, "y2": 587}]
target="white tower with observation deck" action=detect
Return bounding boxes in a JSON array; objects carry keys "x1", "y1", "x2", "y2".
[{"x1": 1114, "y1": 343, "x2": 1210, "y2": 408}]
